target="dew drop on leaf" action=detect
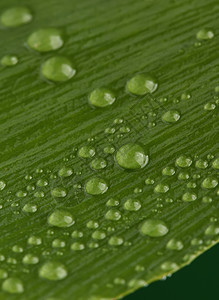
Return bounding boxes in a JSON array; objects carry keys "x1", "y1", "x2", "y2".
[
  {"x1": 1, "y1": 6, "x2": 32, "y2": 27},
  {"x1": 126, "y1": 74, "x2": 158, "y2": 95},
  {"x1": 140, "y1": 219, "x2": 169, "y2": 237}
]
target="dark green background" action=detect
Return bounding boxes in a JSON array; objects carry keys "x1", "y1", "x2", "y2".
[{"x1": 125, "y1": 244, "x2": 219, "y2": 300}]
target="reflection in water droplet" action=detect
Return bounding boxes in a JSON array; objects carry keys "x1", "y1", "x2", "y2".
[
  {"x1": 140, "y1": 219, "x2": 169, "y2": 237},
  {"x1": 39, "y1": 261, "x2": 68, "y2": 281},
  {"x1": 88, "y1": 88, "x2": 116, "y2": 107},
  {"x1": 41, "y1": 56, "x2": 76, "y2": 82},
  {"x1": 27, "y1": 28, "x2": 64, "y2": 52},
  {"x1": 115, "y1": 143, "x2": 149, "y2": 170},
  {"x1": 85, "y1": 177, "x2": 108, "y2": 195},
  {"x1": 127, "y1": 74, "x2": 158, "y2": 95},
  {"x1": 48, "y1": 210, "x2": 74, "y2": 228},
  {"x1": 1, "y1": 6, "x2": 32, "y2": 27},
  {"x1": 2, "y1": 278, "x2": 24, "y2": 294}
]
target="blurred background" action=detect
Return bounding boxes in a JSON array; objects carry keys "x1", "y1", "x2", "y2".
[{"x1": 124, "y1": 244, "x2": 219, "y2": 300}]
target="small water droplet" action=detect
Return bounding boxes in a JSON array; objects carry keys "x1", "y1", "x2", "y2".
[
  {"x1": 27, "y1": 28, "x2": 64, "y2": 52},
  {"x1": 126, "y1": 74, "x2": 158, "y2": 95},
  {"x1": 0, "y1": 269, "x2": 8, "y2": 279},
  {"x1": 195, "y1": 159, "x2": 208, "y2": 169},
  {"x1": 0, "y1": 180, "x2": 6, "y2": 190},
  {"x1": 108, "y1": 236, "x2": 123, "y2": 246},
  {"x1": 202, "y1": 177, "x2": 218, "y2": 189},
  {"x1": 2, "y1": 278, "x2": 24, "y2": 294},
  {"x1": 90, "y1": 157, "x2": 107, "y2": 170},
  {"x1": 12, "y1": 245, "x2": 23, "y2": 253},
  {"x1": 41, "y1": 56, "x2": 76, "y2": 82},
  {"x1": 27, "y1": 236, "x2": 42, "y2": 245},
  {"x1": 191, "y1": 238, "x2": 203, "y2": 246},
  {"x1": 106, "y1": 198, "x2": 119, "y2": 207},
  {"x1": 115, "y1": 143, "x2": 149, "y2": 170},
  {"x1": 166, "y1": 238, "x2": 184, "y2": 250},
  {"x1": 162, "y1": 110, "x2": 180, "y2": 123},
  {"x1": 202, "y1": 196, "x2": 213, "y2": 203},
  {"x1": 88, "y1": 88, "x2": 116, "y2": 107},
  {"x1": 78, "y1": 146, "x2": 95, "y2": 158},
  {"x1": 140, "y1": 219, "x2": 169, "y2": 237},
  {"x1": 52, "y1": 239, "x2": 66, "y2": 248},
  {"x1": 1, "y1": 55, "x2": 18, "y2": 66},
  {"x1": 204, "y1": 102, "x2": 216, "y2": 111},
  {"x1": 85, "y1": 177, "x2": 108, "y2": 195},
  {"x1": 196, "y1": 28, "x2": 214, "y2": 40},
  {"x1": 176, "y1": 155, "x2": 192, "y2": 168},
  {"x1": 205, "y1": 224, "x2": 219, "y2": 236},
  {"x1": 22, "y1": 203, "x2": 37, "y2": 213},
  {"x1": 51, "y1": 187, "x2": 67, "y2": 198},
  {"x1": 182, "y1": 192, "x2": 197, "y2": 202},
  {"x1": 123, "y1": 198, "x2": 141, "y2": 211},
  {"x1": 39, "y1": 261, "x2": 68, "y2": 281},
  {"x1": 160, "y1": 261, "x2": 178, "y2": 271},
  {"x1": 16, "y1": 190, "x2": 27, "y2": 197},
  {"x1": 48, "y1": 210, "x2": 74, "y2": 228},
  {"x1": 23, "y1": 254, "x2": 39, "y2": 264},
  {"x1": 105, "y1": 209, "x2": 121, "y2": 221},
  {"x1": 92, "y1": 230, "x2": 106, "y2": 240},
  {"x1": 71, "y1": 230, "x2": 83, "y2": 238},
  {"x1": 1, "y1": 6, "x2": 32, "y2": 27},
  {"x1": 71, "y1": 242, "x2": 85, "y2": 251},
  {"x1": 162, "y1": 167, "x2": 175, "y2": 176},
  {"x1": 145, "y1": 178, "x2": 154, "y2": 185},
  {"x1": 86, "y1": 220, "x2": 99, "y2": 229},
  {"x1": 211, "y1": 158, "x2": 219, "y2": 169}
]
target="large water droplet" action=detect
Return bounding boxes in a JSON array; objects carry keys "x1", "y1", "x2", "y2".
[
  {"x1": 105, "y1": 209, "x2": 121, "y2": 221},
  {"x1": 115, "y1": 143, "x2": 148, "y2": 170},
  {"x1": 126, "y1": 74, "x2": 158, "y2": 95},
  {"x1": 205, "y1": 224, "x2": 219, "y2": 236},
  {"x1": 41, "y1": 56, "x2": 76, "y2": 82},
  {"x1": 85, "y1": 177, "x2": 108, "y2": 195},
  {"x1": 48, "y1": 210, "x2": 75, "y2": 228},
  {"x1": 39, "y1": 261, "x2": 68, "y2": 281},
  {"x1": 88, "y1": 88, "x2": 116, "y2": 107},
  {"x1": 2, "y1": 278, "x2": 24, "y2": 294},
  {"x1": 1, "y1": 6, "x2": 32, "y2": 27},
  {"x1": 51, "y1": 187, "x2": 67, "y2": 198},
  {"x1": 27, "y1": 28, "x2": 64, "y2": 52},
  {"x1": 162, "y1": 110, "x2": 180, "y2": 123},
  {"x1": 195, "y1": 159, "x2": 208, "y2": 169},
  {"x1": 140, "y1": 219, "x2": 169, "y2": 237}
]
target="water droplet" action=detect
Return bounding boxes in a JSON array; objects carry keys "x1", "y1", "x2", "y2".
[
  {"x1": 28, "y1": 236, "x2": 42, "y2": 245},
  {"x1": 0, "y1": 269, "x2": 8, "y2": 279},
  {"x1": 52, "y1": 239, "x2": 66, "y2": 248},
  {"x1": 166, "y1": 238, "x2": 184, "y2": 250},
  {"x1": 41, "y1": 56, "x2": 76, "y2": 82},
  {"x1": 0, "y1": 180, "x2": 6, "y2": 190},
  {"x1": 162, "y1": 167, "x2": 175, "y2": 176},
  {"x1": 181, "y1": 92, "x2": 191, "y2": 100},
  {"x1": 204, "y1": 102, "x2": 216, "y2": 111},
  {"x1": 39, "y1": 261, "x2": 68, "y2": 281},
  {"x1": 51, "y1": 187, "x2": 67, "y2": 198},
  {"x1": 182, "y1": 192, "x2": 197, "y2": 202},
  {"x1": 195, "y1": 159, "x2": 208, "y2": 169},
  {"x1": 106, "y1": 198, "x2": 119, "y2": 207},
  {"x1": 88, "y1": 88, "x2": 116, "y2": 107},
  {"x1": 196, "y1": 28, "x2": 214, "y2": 40},
  {"x1": 191, "y1": 238, "x2": 203, "y2": 246},
  {"x1": 202, "y1": 177, "x2": 218, "y2": 189},
  {"x1": 145, "y1": 178, "x2": 154, "y2": 185},
  {"x1": 140, "y1": 219, "x2": 169, "y2": 237},
  {"x1": 212, "y1": 158, "x2": 219, "y2": 169},
  {"x1": 36, "y1": 179, "x2": 48, "y2": 187},
  {"x1": 128, "y1": 279, "x2": 147, "y2": 288},
  {"x1": 114, "y1": 277, "x2": 126, "y2": 285},
  {"x1": 12, "y1": 245, "x2": 23, "y2": 253},
  {"x1": 154, "y1": 183, "x2": 169, "y2": 194},
  {"x1": 16, "y1": 190, "x2": 27, "y2": 197},
  {"x1": 205, "y1": 224, "x2": 219, "y2": 236},
  {"x1": 86, "y1": 220, "x2": 99, "y2": 229},
  {"x1": 160, "y1": 261, "x2": 178, "y2": 271},
  {"x1": 187, "y1": 182, "x2": 196, "y2": 189},
  {"x1": 176, "y1": 155, "x2": 192, "y2": 168},
  {"x1": 22, "y1": 203, "x2": 37, "y2": 213},
  {"x1": 105, "y1": 209, "x2": 121, "y2": 221},
  {"x1": 115, "y1": 143, "x2": 149, "y2": 170},
  {"x1": 2, "y1": 278, "x2": 24, "y2": 294},
  {"x1": 88, "y1": 242, "x2": 99, "y2": 249},
  {"x1": 103, "y1": 145, "x2": 115, "y2": 154},
  {"x1": 85, "y1": 177, "x2": 108, "y2": 195},
  {"x1": 27, "y1": 28, "x2": 64, "y2": 52},
  {"x1": 202, "y1": 196, "x2": 213, "y2": 203},
  {"x1": 126, "y1": 74, "x2": 158, "y2": 95},
  {"x1": 71, "y1": 230, "x2": 83, "y2": 238},
  {"x1": 23, "y1": 254, "x2": 39, "y2": 264},
  {"x1": 1, "y1": 6, "x2": 32, "y2": 27},
  {"x1": 162, "y1": 110, "x2": 180, "y2": 123},
  {"x1": 34, "y1": 191, "x2": 45, "y2": 198},
  {"x1": 123, "y1": 198, "x2": 141, "y2": 211},
  {"x1": 1, "y1": 55, "x2": 18, "y2": 66},
  {"x1": 71, "y1": 242, "x2": 85, "y2": 251},
  {"x1": 135, "y1": 265, "x2": 145, "y2": 272},
  {"x1": 48, "y1": 210, "x2": 74, "y2": 228},
  {"x1": 108, "y1": 236, "x2": 123, "y2": 246},
  {"x1": 90, "y1": 157, "x2": 107, "y2": 170},
  {"x1": 58, "y1": 166, "x2": 73, "y2": 177},
  {"x1": 92, "y1": 230, "x2": 106, "y2": 240},
  {"x1": 178, "y1": 171, "x2": 189, "y2": 180}
]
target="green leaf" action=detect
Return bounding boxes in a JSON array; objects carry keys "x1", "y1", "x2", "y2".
[{"x1": 0, "y1": 0, "x2": 218, "y2": 299}]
